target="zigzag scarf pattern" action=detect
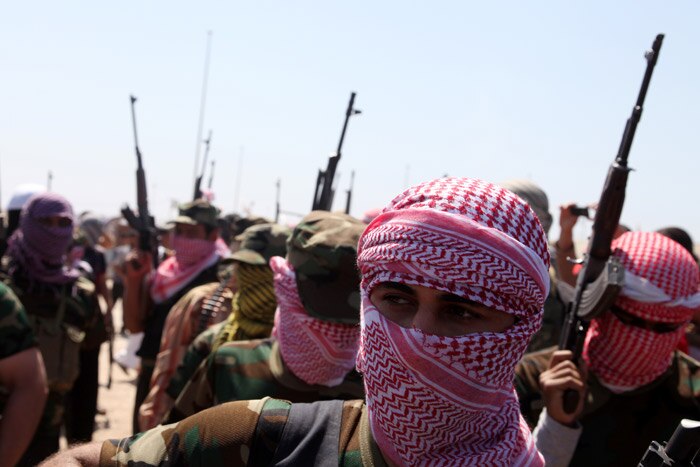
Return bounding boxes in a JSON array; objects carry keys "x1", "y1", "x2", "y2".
[
  {"x1": 270, "y1": 256, "x2": 359, "y2": 386},
  {"x1": 356, "y1": 177, "x2": 549, "y2": 465},
  {"x1": 584, "y1": 232, "x2": 700, "y2": 391},
  {"x1": 358, "y1": 306, "x2": 543, "y2": 466}
]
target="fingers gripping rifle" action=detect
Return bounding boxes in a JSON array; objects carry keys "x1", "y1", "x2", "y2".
[
  {"x1": 558, "y1": 34, "x2": 664, "y2": 413},
  {"x1": 121, "y1": 95, "x2": 159, "y2": 269},
  {"x1": 312, "y1": 92, "x2": 361, "y2": 211}
]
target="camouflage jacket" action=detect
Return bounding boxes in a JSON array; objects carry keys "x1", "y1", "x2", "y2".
[
  {"x1": 0, "y1": 281, "x2": 36, "y2": 360},
  {"x1": 166, "y1": 320, "x2": 226, "y2": 402},
  {"x1": 101, "y1": 398, "x2": 388, "y2": 466},
  {"x1": 139, "y1": 282, "x2": 232, "y2": 430},
  {"x1": 515, "y1": 346, "x2": 700, "y2": 466},
  {"x1": 0, "y1": 281, "x2": 38, "y2": 413},
  {"x1": 165, "y1": 337, "x2": 365, "y2": 424}
]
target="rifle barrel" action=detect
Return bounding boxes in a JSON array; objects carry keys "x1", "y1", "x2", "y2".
[{"x1": 615, "y1": 34, "x2": 664, "y2": 165}]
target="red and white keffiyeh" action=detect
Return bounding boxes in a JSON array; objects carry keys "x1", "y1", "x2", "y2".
[
  {"x1": 356, "y1": 177, "x2": 549, "y2": 466},
  {"x1": 584, "y1": 232, "x2": 700, "y2": 392},
  {"x1": 150, "y1": 236, "x2": 220, "y2": 304},
  {"x1": 270, "y1": 256, "x2": 359, "y2": 387}
]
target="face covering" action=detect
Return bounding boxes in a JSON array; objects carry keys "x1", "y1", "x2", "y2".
[
  {"x1": 356, "y1": 177, "x2": 549, "y2": 466},
  {"x1": 150, "y1": 235, "x2": 219, "y2": 304},
  {"x1": 7, "y1": 192, "x2": 79, "y2": 284},
  {"x1": 213, "y1": 262, "x2": 277, "y2": 349},
  {"x1": 584, "y1": 232, "x2": 700, "y2": 392},
  {"x1": 270, "y1": 256, "x2": 359, "y2": 387}
]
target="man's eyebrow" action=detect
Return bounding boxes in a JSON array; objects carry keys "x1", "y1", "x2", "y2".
[
  {"x1": 439, "y1": 293, "x2": 478, "y2": 306},
  {"x1": 377, "y1": 282, "x2": 415, "y2": 295}
]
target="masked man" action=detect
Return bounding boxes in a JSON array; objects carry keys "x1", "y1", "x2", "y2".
[
  {"x1": 516, "y1": 231, "x2": 700, "y2": 466},
  {"x1": 122, "y1": 200, "x2": 228, "y2": 434},
  {"x1": 44, "y1": 178, "x2": 550, "y2": 466},
  {"x1": 164, "y1": 211, "x2": 365, "y2": 424}
]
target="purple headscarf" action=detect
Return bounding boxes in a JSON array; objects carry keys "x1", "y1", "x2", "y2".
[{"x1": 6, "y1": 192, "x2": 80, "y2": 284}]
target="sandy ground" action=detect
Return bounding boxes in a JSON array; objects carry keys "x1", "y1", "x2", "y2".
[{"x1": 93, "y1": 330, "x2": 137, "y2": 442}]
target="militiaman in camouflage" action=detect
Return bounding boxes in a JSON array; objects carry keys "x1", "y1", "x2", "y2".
[
  {"x1": 165, "y1": 337, "x2": 364, "y2": 424},
  {"x1": 101, "y1": 398, "x2": 388, "y2": 466}
]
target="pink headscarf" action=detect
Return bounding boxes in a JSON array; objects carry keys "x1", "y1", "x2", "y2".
[
  {"x1": 584, "y1": 232, "x2": 700, "y2": 392},
  {"x1": 356, "y1": 177, "x2": 549, "y2": 466},
  {"x1": 150, "y1": 236, "x2": 222, "y2": 304},
  {"x1": 270, "y1": 256, "x2": 359, "y2": 387}
]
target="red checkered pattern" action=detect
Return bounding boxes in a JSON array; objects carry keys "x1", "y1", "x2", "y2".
[
  {"x1": 356, "y1": 177, "x2": 547, "y2": 466},
  {"x1": 270, "y1": 257, "x2": 359, "y2": 387},
  {"x1": 584, "y1": 231, "x2": 700, "y2": 391},
  {"x1": 150, "y1": 237, "x2": 220, "y2": 304}
]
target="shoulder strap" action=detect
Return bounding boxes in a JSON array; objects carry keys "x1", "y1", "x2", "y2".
[{"x1": 251, "y1": 399, "x2": 344, "y2": 467}]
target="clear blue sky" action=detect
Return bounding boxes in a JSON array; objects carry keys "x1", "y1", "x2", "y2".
[{"x1": 2, "y1": 1, "x2": 698, "y2": 243}]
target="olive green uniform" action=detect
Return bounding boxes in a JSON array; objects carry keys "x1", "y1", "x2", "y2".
[
  {"x1": 101, "y1": 398, "x2": 387, "y2": 466},
  {"x1": 165, "y1": 337, "x2": 364, "y2": 424}
]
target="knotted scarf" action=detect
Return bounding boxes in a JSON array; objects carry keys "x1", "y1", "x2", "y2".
[
  {"x1": 356, "y1": 177, "x2": 549, "y2": 466},
  {"x1": 6, "y1": 192, "x2": 80, "y2": 285},
  {"x1": 150, "y1": 236, "x2": 220, "y2": 304},
  {"x1": 270, "y1": 256, "x2": 359, "y2": 387},
  {"x1": 584, "y1": 231, "x2": 700, "y2": 392},
  {"x1": 213, "y1": 262, "x2": 277, "y2": 350}
]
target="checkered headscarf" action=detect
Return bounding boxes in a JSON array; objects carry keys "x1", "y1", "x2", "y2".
[
  {"x1": 584, "y1": 231, "x2": 700, "y2": 392},
  {"x1": 271, "y1": 256, "x2": 359, "y2": 386},
  {"x1": 356, "y1": 177, "x2": 549, "y2": 466}
]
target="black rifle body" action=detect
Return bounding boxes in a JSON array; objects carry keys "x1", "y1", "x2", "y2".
[
  {"x1": 558, "y1": 34, "x2": 664, "y2": 413},
  {"x1": 121, "y1": 95, "x2": 159, "y2": 269},
  {"x1": 312, "y1": 92, "x2": 358, "y2": 211}
]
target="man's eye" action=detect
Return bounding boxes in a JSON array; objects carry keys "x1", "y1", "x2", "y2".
[
  {"x1": 445, "y1": 306, "x2": 481, "y2": 320},
  {"x1": 383, "y1": 294, "x2": 411, "y2": 305}
]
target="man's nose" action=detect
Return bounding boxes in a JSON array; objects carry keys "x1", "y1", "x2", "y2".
[{"x1": 410, "y1": 305, "x2": 441, "y2": 335}]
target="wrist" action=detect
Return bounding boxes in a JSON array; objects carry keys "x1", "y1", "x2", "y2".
[{"x1": 555, "y1": 241, "x2": 574, "y2": 251}]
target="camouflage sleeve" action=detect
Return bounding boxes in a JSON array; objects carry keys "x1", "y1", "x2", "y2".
[
  {"x1": 0, "y1": 283, "x2": 36, "y2": 359},
  {"x1": 166, "y1": 356, "x2": 216, "y2": 424},
  {"x1": 166, "y1": 322, "x2": 222, "y2": 401},
  {"x1": 100, "y1": 398, "x2": 279, "y2": 467}
]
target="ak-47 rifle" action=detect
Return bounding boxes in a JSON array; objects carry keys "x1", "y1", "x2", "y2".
[
  {"x1": 311, "y1": 92, "x2": 361, "y2": 211},
  {"x1": 121, "y1": 95, "x2": 159, "y2": 269},
  {"x1": 193, "y1": 130, "x2": 213, "y2": 200},
  {"x1": 639, "y1": 419, "x2": 700, "y2": 466},
  {"x1": 558, "y1": 34, "x2": 664, "y2": 413}
]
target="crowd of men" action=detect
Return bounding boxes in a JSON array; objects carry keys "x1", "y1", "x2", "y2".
[{"x1": 0, "y1": 176, "x2": 697, "y2": 466}]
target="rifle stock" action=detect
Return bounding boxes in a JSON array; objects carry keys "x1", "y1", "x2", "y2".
[{"x1": 558, "y1": 34, "x2": 664, "y2": 413}]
